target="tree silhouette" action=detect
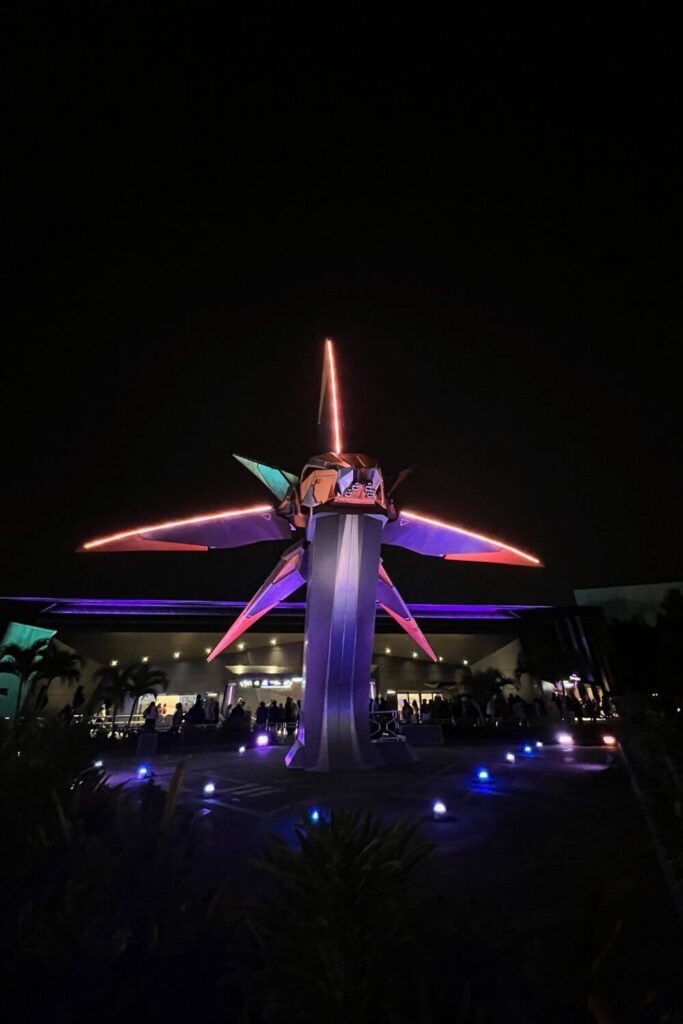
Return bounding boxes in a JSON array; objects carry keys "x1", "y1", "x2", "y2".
[
  {"x1": 92, "y1": 662, "x2": 168, "y2": 736},
  {"x1": 124, "y1": 663, "x2": 169, "y2": 733},
  {"x1": 30, "y1": 641, "x2": 82, "y2": 712},
  {"x1": 0, "y1": 638, "x2": 50, "y2": 723},
  {"x1": 656, "y1": 587, "x2": 683, "y2": 689}
]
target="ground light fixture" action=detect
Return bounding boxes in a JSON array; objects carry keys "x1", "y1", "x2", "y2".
[
  {"x1": 505, "y1": 752, "x2": 516, "y2": 763},
  {"x1": 476, "y1": 768, "x2": 491, "y2": 783},
  {"x1": 522, "y1": 744, "x2": 533, "y2": 755},
  {"x1": 137, "y1": 764, "x2": 152, "y2": 779},
  {"x1": 255, "y1": 732, "x2": 269, "y2": 747},
  {"x1": 535, "y1": 741, "x2": 544, "y2": 749},
  {"x1": 432, "y1": 800, "x2": 447, "y2": 819},
  {"x1": 238, "y1": 745, "x2": 246, "y2": 755},
  {"x1": 203, "y1": 782, "x2": 216, "y2": 796},
  {"x1": 309, "y1": 808, "x2": 322, "y2": 824},
  {"x1": 93, "y1": 759, "x2": 104, "y2": 769},
  {"x1": 556, "y1": 732, "x2": 574, "y2": 746},
  {"x1": 602, "y1": 734, "x2": 617, "y2": 747}
]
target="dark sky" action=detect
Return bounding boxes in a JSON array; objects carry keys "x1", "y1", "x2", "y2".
[{"x1": 2, "y1": 10, "x2": 681, "y2": 596}]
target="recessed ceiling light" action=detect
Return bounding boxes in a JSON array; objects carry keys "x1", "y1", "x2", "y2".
[
  {"x1": 385, "y1": 647, "x2": 391, "y2": 655},
  {"x1": 204, "y1": 647, "x2": 211, "y2": 655},
  {"x1": 110, "y1": 659, "x2": 118, "y2": 667},
  {"x1": 412, "y1": 652, "x2": 418, "y2": 658},
  {"x1": 237, "y1": 642, "x2": 245, "y2": 651},
  {"x1": 270, "y1": 638, "x2": 277, "y2": 645},
  {"x1": 173, "y1": 651, "x2": 180, "y2": 659},
  {"x1": 463, "y1": 659, "x2": 468, "y2": 665},
  {"x1": 438, "y1": 656, "x2": 443, "y2": 662},
  {"x1": 141, "y1": 656, "x2": 149, "y2": 663}
]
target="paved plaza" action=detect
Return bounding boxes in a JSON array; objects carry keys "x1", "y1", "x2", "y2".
[{"x1": 102, "y1": 738, "x2": 682, "y2": 1019}]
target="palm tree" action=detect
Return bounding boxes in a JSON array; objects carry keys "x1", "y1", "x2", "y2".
[
  {"x1": 92, "y1": 662, "x2": 168, "y2": 737},
  {"x1": 30, "y1": 641, "x2": 82, "y2": 712},
  {"x1": 0, "y1": 638, "x2": 50, "y2": 723},
  {"x1": 124, "y1": 663, "x2": 169, "y2": 733},
  {"x1": 466, "y1": 667, "x2": 505, "y2": 711}
]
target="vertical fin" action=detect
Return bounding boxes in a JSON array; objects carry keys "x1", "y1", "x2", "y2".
[{"x1": 317, "y1": 338, "x2": 343, "y2": 453}]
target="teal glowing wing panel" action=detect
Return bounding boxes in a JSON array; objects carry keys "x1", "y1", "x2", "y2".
[{"x1": 233, "y1": 454, "x2": 299, "y2": 500}]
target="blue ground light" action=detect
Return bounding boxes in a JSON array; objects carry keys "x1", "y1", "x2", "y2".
[
  {"x1": 476, "y1": 768, "x2": 491, "y2": 782},
  {"x1": 309, "y1": 808, "x2": 321, "y2": 824},
  {"x1": 203, "y1": 782, "x2": 216, "y2": 796},
  {"x1": 137, "y1": 764, "x2": 152, "y2": 779}
]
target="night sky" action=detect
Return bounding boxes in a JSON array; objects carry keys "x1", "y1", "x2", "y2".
[{"x1": 3, "y1": 12, "x2": 681, "y2": 598}]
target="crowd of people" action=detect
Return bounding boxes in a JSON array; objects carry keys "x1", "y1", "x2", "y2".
[
  {"x1": 137, "y1": 695, "x2": 220, "y2": 732},
  {"x1": 253, "y1": 696, "x2": 300, "y2": 736},
  {"x1": 394, "y1": 695, "x2": 483, "y2": 724},
  {"x1": 91, "y1": 686, "x2": 615, "y2": 740},
  {"x1": 139, "y1": 693, "x2": 301, "y2": 737},
  {"x1": 397, "y1": 689, "x2": 615, "y2": 726}
]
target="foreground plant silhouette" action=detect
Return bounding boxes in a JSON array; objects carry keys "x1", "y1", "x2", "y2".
[
  {"x1": 0, "y1": 725, "x2": 230, "y2": 1023},
  {"x1": 242, "y1": 810, "x2": 451, "y2": 1023},
  {"x1": 1, "y1": 728, "x2": 675, "y2": 1023}
]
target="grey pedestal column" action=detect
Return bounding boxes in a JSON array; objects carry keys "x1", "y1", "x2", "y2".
[{"x1": 286, "y1": 510, "x2": 386, "y2": 771}]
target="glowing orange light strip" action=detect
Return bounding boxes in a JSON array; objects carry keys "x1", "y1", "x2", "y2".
[
  {"x1": 82, "y1": 504, "x2": 273, "y2": 550},
  {"x1": 401, "y1": 510, "x2": 542, "y2": 565},
  {"x1": 326, "y1": 337, "x2": 343, "y2": 453}
]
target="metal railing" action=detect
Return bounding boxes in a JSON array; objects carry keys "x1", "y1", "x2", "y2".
[{"x1": 370, "y1": 710, "x2": 402, "y2": 740}]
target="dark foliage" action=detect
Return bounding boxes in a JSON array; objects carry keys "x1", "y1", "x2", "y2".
[
  {"x1": 0, "y1": 722, "x2": 234, "y2": 1023},
  {"x1": 0, "y1": 725, "x2": 665, "y2": 1023}
]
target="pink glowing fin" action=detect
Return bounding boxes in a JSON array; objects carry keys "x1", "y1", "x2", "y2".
[
  {"x1": 317, "y1": 338, "x2": 343, "y2": 453},
  {"x1": 382, "y1": 510, "x2": 542, "y2": 566},
  {"x1": 376, "y1": 562, "x2": 437, "y2": 662},
  {"x1": 80, "y1": 505, "x2": 293, "y2": 552},
  {"x1": 207, "y1": 541, "x2": 308, "y2": 661}
]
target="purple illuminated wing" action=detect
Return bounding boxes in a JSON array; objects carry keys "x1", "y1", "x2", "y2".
[
  {"x1": 207, "y1": 542, "x2": 308, "y2": 660},
  {"x1": 80, "y1": 505, "x2": 294, "y2": 552},
  {"x1": 382, "y1": 510, "x2": 542, "y2": 567},
  {"x1": 377, "y1": 563, "x2": 437, "y2": 661}
]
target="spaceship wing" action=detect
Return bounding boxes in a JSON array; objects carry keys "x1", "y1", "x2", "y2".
[
  {"x1": 381, "y1": 511, "x2": 542, "y2": 566},
  {"x1": 207, "y1": 542, "x2": 308, "y2": 660},
  {"x1": 80, "y1": 505, "x2": 294, "y2": 552},
  {"x1": 233, "y1": 454, "x2": 299, "y2": 500},
  {"x1": 377, "y1": 563, "x2": 437, "y2": 661}
]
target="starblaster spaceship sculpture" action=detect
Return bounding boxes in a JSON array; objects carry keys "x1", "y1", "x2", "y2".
[{"x1": 82, "y1": 340, "x2": 542, "y2": 771}]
